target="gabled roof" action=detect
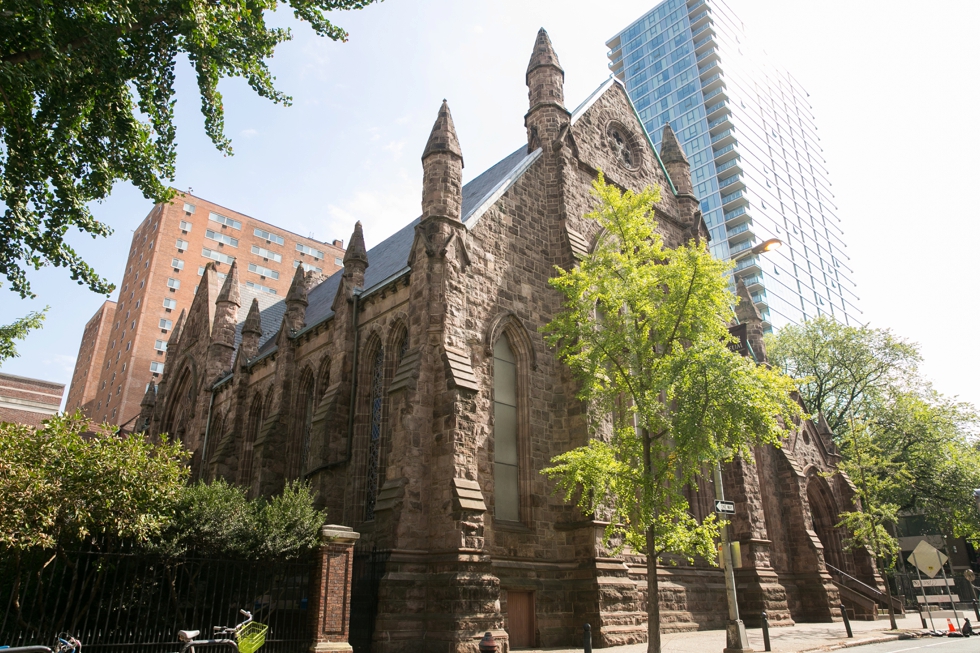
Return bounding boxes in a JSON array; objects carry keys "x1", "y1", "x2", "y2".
[{"x1": 248, "y1": 75, "x2": 681, "y2": 360}]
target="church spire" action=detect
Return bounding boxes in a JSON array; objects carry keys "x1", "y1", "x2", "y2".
[
  {"x1": 344, "y1": 220, "x2": 369, "y2": 268},
  {"x1": 660, "y1": 122, "x2": 689, "y2": 166},
  {"x1": 212, "y1": 260, "x2": 240, "y2": 348},
  {"x1": 285, "y1": 263, "x2": 308, "y2": 333},
  {"x1": 524, "y1": 28, "x2": 568, "y2": 150},
  {"x1": 422, "y1": 100, "x2": 463, "y2": 165},
  {"x1": 240, "y1": 297, "x2": 262, "y2": 360},
  {"x1": 421, "y1": 100, "x2": 464, "y2": 222},
  {"x1": 215, "y1": 259, "x2": 241, "y2": 307}
]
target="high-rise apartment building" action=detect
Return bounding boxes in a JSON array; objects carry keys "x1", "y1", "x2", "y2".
[
  {"x1": 607, "y1": 0, "x2": 859, "y2": 330},
  {"x1": 66, "y1": 192, "x2": 346, "y2": 425}
]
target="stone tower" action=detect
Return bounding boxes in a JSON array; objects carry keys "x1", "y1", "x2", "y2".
[
  {"x1": 660, "y1": 122, "x2": 699, "y2": 224},
  {"x1": 525, "y1": 28, "x2": 569, "y2": 150}
]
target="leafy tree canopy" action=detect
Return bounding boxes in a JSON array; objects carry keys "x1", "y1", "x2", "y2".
[
  {"x1": 768, "y1": 318, "x2": 980, "y2": 543},
  {"x1": 0, "y1": 412, "x2": 189, "y2": 550},
  {"x1": 0, "y1": 306, "x2": 47, "y2": 363},
  {"x1": 542, "y1": 174, "x2": 804, "y2": 653},
  {"x1": 765, "y1": 315, "x2": 921, "y2": 438},
  {"x1": 0, "y1": 0, "x2": 377, "y2": 299}
]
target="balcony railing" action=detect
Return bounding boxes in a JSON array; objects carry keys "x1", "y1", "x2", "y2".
[
  {"x1": 699, "y1": 60, "x2": 719, "y2": 75},
  {"x1": 690, "y1": 10, "x2": 710, "y2": 24},
  {"x1": 724, "y1": 205, "x2": 748, "y2": 221},
  {"x1": 727, "y1": 222, "x2": 751, "y2": 238},
  {"x1": 713, "y1": 142, "x2": 737, "y2": 157},
  {"x1": 691, "y1": 22, "x2": 713, "y2": 38},
  {"x1": 711, "y1": 128, "x2": 734, "y2": 143},
  {"x1": 716, "y1": 157, "x2": 740, "y2": 173},
  {"x1": 733, "y1": 255, "x2": 758, "y2": 271},
  {"x1": 722, "y1": 189, "x2": 744, "y2": 205},
  {"x1": 688, "y1": 0, "x2": 706, "y2": 12},
  {"x1": 693, "y1": 35, "x2": 713, "y2": 50},
  {"x1": 718, "y1": 174, "x2": 741, "y2": 188},
  {"x1": 705, "y1": 100, "x2": 727, "y2": 115},
  {"x1": 729, "y1": 239, "x2": 755, "y2": 255},
  {"x1": 739, "y1": 274, "x2": 764, "y2": 287},
  {"x1": 708, "y1": 115, "x2": 731, "y2": 130},
  {"x1": 703, "y1": 87, "x2": 726, "y2": 103},
  {"x1": 697, "y1": 48, "x2": 717, "y2": 63}
]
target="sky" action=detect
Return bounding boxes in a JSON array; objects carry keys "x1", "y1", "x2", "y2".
[{"x1": 2, "y1": 0, "x2": 978, "y2": 411}]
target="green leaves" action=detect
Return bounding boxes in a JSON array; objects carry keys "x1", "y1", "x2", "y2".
[
  {"x1": 0, "y1": 0, "x2": 378, "y2": 298},
  {"x1": 0, "y1": 411, "x2": 189, "y2": 550},
  {"x1": 0, "y1": 306, "x2": 47, "y2": 362},
  {"x1": 542, "y1": 172, "x2": 804, "y2": 565}
]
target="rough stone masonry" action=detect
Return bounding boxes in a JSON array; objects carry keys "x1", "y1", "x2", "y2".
[{"x1": 139, "y1": 28, "x2": 880, "y2": 653}]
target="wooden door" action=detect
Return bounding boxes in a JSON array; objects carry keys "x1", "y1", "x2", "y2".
[{"x1": 507, "y1": 591, "x2": 535, "y2": 649}]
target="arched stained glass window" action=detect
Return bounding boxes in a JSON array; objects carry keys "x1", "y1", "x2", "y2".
[
  {"x1": 494, "y1": 336, "x2": 520, "y2": 521},
  {"x1": 364, "y1": 344, "x2": 385, "y2": 521}
]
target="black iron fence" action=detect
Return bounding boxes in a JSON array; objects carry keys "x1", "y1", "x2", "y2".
[
  {"x1": 0, "y1": 549, "x2": 314, "y2": 652},
  {"x1": 890, "y1": 571, "x2": 979, "y2": 613}
]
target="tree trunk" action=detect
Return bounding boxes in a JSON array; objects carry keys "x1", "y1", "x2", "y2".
[{"x1": 648, "y1": 530, "x2": 661, "y2": 653}]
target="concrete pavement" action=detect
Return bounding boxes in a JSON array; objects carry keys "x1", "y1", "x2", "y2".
[{"x1": 520, "y1": 613, "x2": 952, "y2": 653}]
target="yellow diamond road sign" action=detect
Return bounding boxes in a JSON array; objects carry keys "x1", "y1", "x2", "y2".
[{"x1": 907, "y1": 540, "x2": 948, "y2": 578}]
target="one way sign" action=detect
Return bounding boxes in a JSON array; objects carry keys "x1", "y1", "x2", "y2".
[{"x1": 714, "y1": 500, "x2": 735, "y2": 514}]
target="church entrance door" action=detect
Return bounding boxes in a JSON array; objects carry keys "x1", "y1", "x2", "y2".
[{"x1": 507, "y1": 591, "x2": 535, "y2": 649}]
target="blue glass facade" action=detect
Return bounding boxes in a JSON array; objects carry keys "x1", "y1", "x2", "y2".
[{"x1": 607, "y1": 0, "x2": 860, "y2": 330}]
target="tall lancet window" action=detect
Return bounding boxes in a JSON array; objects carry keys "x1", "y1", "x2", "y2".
[
  {"x1": 364, "y1": 344, "x2": 385, "y2": 521},
  {"x1": 300, "y1": 384, "x2": 315, "y2": 475},
  {"x1": 494, "y1": 336, "x2": 520, "y2": 521}
]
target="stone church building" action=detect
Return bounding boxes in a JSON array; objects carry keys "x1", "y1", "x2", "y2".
[{"x1": 139, "y1": 30, "x2": 883, "y2": 653}]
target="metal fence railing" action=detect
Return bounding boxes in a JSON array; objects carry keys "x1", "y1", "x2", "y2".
[{"x1": 0, "y1": 549, "x2": 314, "y2": 653}]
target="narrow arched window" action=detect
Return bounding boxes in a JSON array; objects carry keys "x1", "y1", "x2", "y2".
[
  {"x1": 240, "y1": 397, "x2": 262, "y2": 489},
  {"x1": 364, "y1": 344, "x2": 385, "y2": 521},
  {"x1": 300, "y1": 383, "x2": 315, "y2": 476},
  {"x1": 493, "y1": 335, "x2": 520, "y2": 521}
]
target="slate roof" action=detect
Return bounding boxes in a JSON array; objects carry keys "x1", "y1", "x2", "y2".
[
  {"x1": 250, "y1": 144, "x2": 535, "y2": 359},
  {"x1": 233, "y1": 287, "x2": 286, "y2": 351}
]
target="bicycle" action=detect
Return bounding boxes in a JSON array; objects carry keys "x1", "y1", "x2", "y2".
[
  {"x1": 176, "y1": 609, "x2": 267, "y2": 653},
  {"x1": 0, "y1": 633, "x2": 82, "y2": 653}
]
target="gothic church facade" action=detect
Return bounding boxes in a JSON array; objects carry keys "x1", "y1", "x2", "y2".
[{"x1": 139, "y1": 30, "x2": 877, "y2": 653}]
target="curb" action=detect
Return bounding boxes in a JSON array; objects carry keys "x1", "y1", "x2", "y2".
[{"x1": 786, "y1": 632, "x2": 922, "y2": 653}]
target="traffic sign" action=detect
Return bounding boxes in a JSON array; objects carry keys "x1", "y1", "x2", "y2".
[
  {"x1": 714, "y1": 500, "x2": 735, "y2": 514},
  {"x1": 908, "y1": 540, "x2": 947, "y2": 578}
]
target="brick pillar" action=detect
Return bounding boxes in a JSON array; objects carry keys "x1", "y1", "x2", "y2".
[{"x1": 310, "y1": 525, "x2": 360, "y2": 653}]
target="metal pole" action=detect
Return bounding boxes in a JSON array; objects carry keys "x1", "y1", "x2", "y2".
[
  {"x1": 912, "y1": 552, "x2": 935, "y2": 631},
  {"x1": 840, "y1": 603, "x2": 853, "y2": 638},
  {"x1": 713, "y1": 462, "x2": 751, "y2": 652},
  {"x1": 761, "y1": 612, "x2": 771, "y2": 652},
  {"x1": 937, "y1": 548, "x2": 961, "y2": 629},
  {"x1": 583, "y1": 623, "x2": 592, "y2": 653}
]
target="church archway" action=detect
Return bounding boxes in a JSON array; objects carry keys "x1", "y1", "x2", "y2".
[{"x1": 806, "y1": 474, "x2": 845, "y2": 573}]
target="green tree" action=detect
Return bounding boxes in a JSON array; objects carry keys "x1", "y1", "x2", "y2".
[
  {"x1": 152, "y1": 478, "x2": 327, "y2": 560},
  {"x1": 542, "y1": 174, "x2": 805, "y2": 653},
  {"x1": 0, "y1": 411, "x2": 189, "y2": 551},
  {"x1": 835, "y1": 418, "x2": 904, "y2": 629},
  {"x1": 767, "y1": 319, "x2": 980, "y2": 545},
  {"x1": 0, "y1": 0, "x2": 378, "y2": 300},
  {"x1": 0, "y1": 306, "x2": 47, "y2": 363},
  {"x1": 765, "y1": 315, "x2": 921, "y2": 439}
]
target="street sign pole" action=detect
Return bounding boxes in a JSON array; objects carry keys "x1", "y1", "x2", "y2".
[
  {"x1": 912, "y1": 552, "x2": 936, "y2": 631},
  {"x1": 937, "y1": 548, "x2": 961, "y2": 629},
  {"x1": 713, "y1": 462, "x2": 752, "y2": 653}
]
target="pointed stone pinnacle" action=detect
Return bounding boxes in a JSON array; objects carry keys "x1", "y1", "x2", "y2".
[
  {"x1": 660, "y1": 122, "x2": 689, "y2": 166},
  {"x1": 286, "y1": 262, "x2": 309, "y2": 306},
  {"x1": 242, "y1": 298, "x2": 262, "y2": 336},
  {"x1": 422, "y1": 100, "x2": 463, "y2": 164},
  {"x1": 216, "y1": 259, "x2": 241, "y2": 306},
  {"x1": 344, "y1": 221, "x2": 369, "y2": 267},
  {"x1": 526, "y1": 27, "x2": 563, "y2": 80},
  {"x1": 141, "y1": 381, "x2": 157, "y2": 408},
  {"x1": 169, "y1": 309, "x2": 186, "y2": 344},
  {"x1": 735, "y1": 276, "x2": 763, "y2": 323}
]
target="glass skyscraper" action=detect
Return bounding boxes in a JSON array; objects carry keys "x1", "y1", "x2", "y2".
[{"x1": 607, "y1": 0, "x2": 859, "y2": 330}]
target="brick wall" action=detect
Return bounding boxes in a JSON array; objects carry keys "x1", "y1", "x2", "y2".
[
  {"x1": 70, "y1": 193, "x2": 346, "y2": 426},
  {"x1": 65, "y1": 300, "x2": 116, "y2": 414},
  {"x1": 0, "y1": 372, "x2": 65, "y2": 428}
]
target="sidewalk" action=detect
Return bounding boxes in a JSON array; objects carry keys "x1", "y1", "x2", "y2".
[{"x1": 523, "y1": 613, "x2": 933, "y2": 653}]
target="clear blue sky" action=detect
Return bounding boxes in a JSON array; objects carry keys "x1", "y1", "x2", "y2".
[{"x1": 2, "y1": 0, "x2": 977, "y2": 411}]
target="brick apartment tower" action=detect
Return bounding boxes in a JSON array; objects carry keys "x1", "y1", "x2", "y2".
[{"x1": 66, "y1": 193, "x2": 346, "y2": 425}]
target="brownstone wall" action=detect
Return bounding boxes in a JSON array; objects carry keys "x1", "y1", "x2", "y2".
[{"x1": 0, "y1": 372, "x2": 65, "y2": 428}]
